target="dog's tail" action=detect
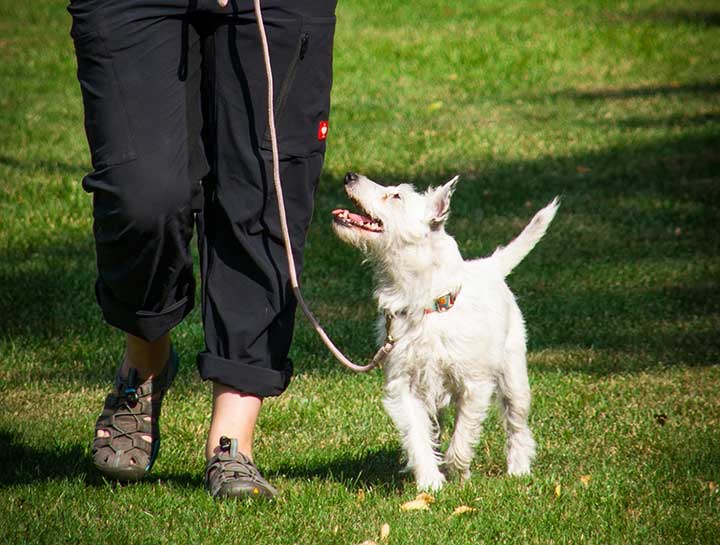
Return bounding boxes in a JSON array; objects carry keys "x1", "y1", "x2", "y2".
[{"x1": 491, "y1": 197, "x2": 559, "y2": 277}]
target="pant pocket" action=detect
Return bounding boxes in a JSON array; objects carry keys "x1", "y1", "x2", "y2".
[
  {"x1": 260, "y1": 15, "x2": 336, "y2": 158},
  {"x1": 72, "y1": 29, "x2": 138, "y2": 169}
]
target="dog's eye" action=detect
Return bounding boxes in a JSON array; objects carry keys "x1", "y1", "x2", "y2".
[{"x1": 392, "y1": 193, "x2": 402, "y2": 200}]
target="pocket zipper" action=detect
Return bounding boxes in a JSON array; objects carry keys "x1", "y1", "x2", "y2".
[
  {"x1": 269, "y1": 32, "x2": 309, "y2": 131},
  {"x1": 299, "y1": 33, "x2": 309, "y2": 59}
]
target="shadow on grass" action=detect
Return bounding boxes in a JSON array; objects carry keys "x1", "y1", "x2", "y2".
[
  {"x1": 607, "y1": 112, "x2": 720, "y2": 129},
  {"x1": 3, "y1": 127, "x2": 719, "y2": 383},
  {"x1": 0, "y1": 428, "x2": 205, "y2": 490},
  {"x1": 639, "y1": 9, "x2": 720, "y2": 28},
  {"x1": 0, "y1": 429, "x2": 201, "y2": 490},
  {"x1": 0, "y1": 427, "x2": 406, "y2": 491},
  {"x1": 522, "y1": 281, "x2": 720, "y2": 373},
  {"x1": 550, "y1": 80, "x2": 720, "y2": 101},
  {"x1": 269, "y1": 445, "x2": 407, "y2": 491},
  {"x1": 0, "y1": 238, "x2": 97, "y2": 338},
  {"x1": 0, "y1": 154, "x2": 88, "y2": 177},
  {"x1": 0, "y1": 430, "x2": 95, "y2": 487}
]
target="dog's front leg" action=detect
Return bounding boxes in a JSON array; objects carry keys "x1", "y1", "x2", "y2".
[
  {"x1": 384, "y1": 379, "x2": 446, "y2": 491},
  {"x1": 444, "y1": 380, "x2": 495, "y2": 481}
]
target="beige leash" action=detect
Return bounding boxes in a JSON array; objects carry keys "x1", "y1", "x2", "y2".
[{"x1": 248, "y1": 0, "x2": 390, "y2": 372}]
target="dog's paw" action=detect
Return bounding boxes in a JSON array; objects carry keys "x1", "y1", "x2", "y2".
[
  {"x1": 443, "y1": 452, "x2": 472, "y2": 482},
  {"x1": 416, "y1": 471, "x2": 446, "y2": 492},
  {"x1": 507, "y1": 460, "x2": 532, "y2": 476},
  {"x1": 507, "y1": 466, "x2": 531, "y2": 476},
  {"x1": 444, "y1": 465, "x2": 472, "y2": 483}
]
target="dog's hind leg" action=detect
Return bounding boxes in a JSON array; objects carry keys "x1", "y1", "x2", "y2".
[
  {"x1": 497, "y1": 350, "x2": 536, "y2": 476},
  {"x1": 444, "y1": 380, "x2": 495, "y2": 481},
  {"x1": 384, "y1": 378, "x2": 445, "y2": 491}
]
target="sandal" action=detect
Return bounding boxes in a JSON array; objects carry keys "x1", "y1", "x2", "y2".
[
  {"x1": 205, "y1": 436, "x2": 277, "y2": 499},
  {"x1": 92, "y1": 349, "x2": 179, "y2": 481}
]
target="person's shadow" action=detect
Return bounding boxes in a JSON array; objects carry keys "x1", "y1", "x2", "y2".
[
  {"x1": 2, "y1": 429, "x2": 406, "y2": 491},
  {"x1": 1, "y1": 430, "x2": 95, "y2": 486}
]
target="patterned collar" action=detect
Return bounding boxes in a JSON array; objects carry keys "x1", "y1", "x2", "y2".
[{"x1": 424, "y1": 286, "x2": 462, "y2": 314}]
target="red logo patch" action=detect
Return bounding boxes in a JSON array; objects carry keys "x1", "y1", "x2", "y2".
[{"x1": 317, "y1": 120, "x2": 329, "y2": 141}]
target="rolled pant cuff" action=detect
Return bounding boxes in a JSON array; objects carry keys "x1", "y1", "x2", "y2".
[
  {"x1": 96, "y1": 280, "x2": 194, "y2": 342},
  {"x1": 197, "y1": 352, "x2": 293, "y2": 398}
]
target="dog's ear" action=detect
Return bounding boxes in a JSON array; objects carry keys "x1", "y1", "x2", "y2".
[{"x1": 428, "y1": 175, "x2": 460, "y2": 229}]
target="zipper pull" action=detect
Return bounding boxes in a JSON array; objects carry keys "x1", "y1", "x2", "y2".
[{"x1": 299, "y1": 33, "x2": 309, "y2": 59}]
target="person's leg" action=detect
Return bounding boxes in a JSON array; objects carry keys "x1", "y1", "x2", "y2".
[
  {"x1": 206, "y1": 385, "x2": 262, "y2": 460},
  {"x1": 70, "y1": 0, "x2": 207, "y2": 342},
  {"x1": 70, "y1": 0, "x2": 208, "y2": 478},
  {"x1": 198, "y1": 0, "x2": 337, "y2": 494},
  {"x1": 125, "y1": 333, "x2": 172, "y2": 379},
  {"x1": 94, "y1": 332, "x2": 171, "y2": 447}
]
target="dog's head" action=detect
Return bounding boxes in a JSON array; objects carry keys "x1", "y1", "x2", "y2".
[{"x1": 332, "y1": 172, "x2": 460, "y2": 258}]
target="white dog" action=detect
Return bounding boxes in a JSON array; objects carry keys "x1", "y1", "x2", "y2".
[{"x1": 332, "y1": 172, "x2": 558, "y2": 491}]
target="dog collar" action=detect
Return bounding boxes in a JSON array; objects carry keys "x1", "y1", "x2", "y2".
[{"x1": 424, "y1": 286, "x2": 462, "y2": 314}]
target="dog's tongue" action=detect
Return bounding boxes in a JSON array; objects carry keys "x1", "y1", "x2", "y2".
[{"x1": 332, "y1": 209, "x2": 372, "y2": 223}]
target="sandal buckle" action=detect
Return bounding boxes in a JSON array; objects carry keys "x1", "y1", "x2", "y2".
[{"x1": 124, "y1": 387, "x2": 139, "y2": 405}]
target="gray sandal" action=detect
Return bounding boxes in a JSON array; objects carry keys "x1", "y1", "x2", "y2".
[
  {"x1": 92, "y1": 350, "x2": 179, "y2": 481},
  {"x1": 205, "y1": 436, "x2": 277, "y2": 499}
]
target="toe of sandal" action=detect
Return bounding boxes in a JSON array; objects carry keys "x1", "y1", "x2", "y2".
[{"x1": 205, "y1": 436, "x2": 277, "y2": 499}]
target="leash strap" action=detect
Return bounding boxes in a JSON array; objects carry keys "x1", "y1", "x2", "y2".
[{"x1": 252, "y1": 0, "x2": 385, "y2": 372}]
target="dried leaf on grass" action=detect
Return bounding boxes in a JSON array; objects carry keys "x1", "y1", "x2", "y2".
[
  {"x1": 579, "y1": 474, "x2": 592, "y2": 487},
  {"x1": 400, "y1": 492, "x2": 435, "y2": 511},
  {"x1": 554, "y1": 484, "x2": 561, "y2": 497},
  {"x1": 400, "y1": 499, "x2": 431, "y2": 511},
  {"x1": 380, "y1": 523, "x2": 390, "y2": 541},
  {"x1": 357, "y1": 541, "x2": 378, "y2": 545},
  {"x1": 451, "y1": 505, "x2": 477, "y2": 517}
]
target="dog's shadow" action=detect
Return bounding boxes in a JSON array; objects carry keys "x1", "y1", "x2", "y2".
[{"x1": 268, "y1": 445, "x2": 408, "y2": 492}]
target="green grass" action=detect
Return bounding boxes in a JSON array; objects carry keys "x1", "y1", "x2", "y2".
[{"x1": 1, "y1": 0, "x2": 719, "y2": 543}]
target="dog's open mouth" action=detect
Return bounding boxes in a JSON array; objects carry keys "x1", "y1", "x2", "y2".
[{"x1": 332, "y1": 204, "x2": 384, "y2": 233}]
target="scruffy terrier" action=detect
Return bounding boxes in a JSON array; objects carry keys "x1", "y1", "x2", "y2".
[{"x1": 332, "y1": 172, "x2": 558, "y2": 491}]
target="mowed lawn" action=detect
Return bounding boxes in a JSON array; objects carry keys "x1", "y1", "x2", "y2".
[{"x1": 1, "y1": 1, "x2": 719, "y2": 544}]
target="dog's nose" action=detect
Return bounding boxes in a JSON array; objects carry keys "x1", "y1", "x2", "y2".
[{"x1": 344, "y1": 172, "x2": 359, "y2": 185}]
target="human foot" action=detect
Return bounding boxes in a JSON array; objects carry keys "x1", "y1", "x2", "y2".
[
  {"x1": 92, "y1": 349, "x2": 178, "y2": 480},
  {"x1": 205, "y1": 436, "x2": 277, "y2": 499}
]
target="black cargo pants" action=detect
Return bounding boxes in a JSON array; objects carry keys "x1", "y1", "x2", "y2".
[{"x1": 69, "y1": 0, "x2": 336, "y2": 397}]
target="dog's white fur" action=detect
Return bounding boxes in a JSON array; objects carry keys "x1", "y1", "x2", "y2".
[{"x1": 333, "y1": 174, "x2": 559, "y2": 491}]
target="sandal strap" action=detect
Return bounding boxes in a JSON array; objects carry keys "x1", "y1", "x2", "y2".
[
  {"x1": 93, "y1": 434, "x2": 153, "y2": 455},
  {"x1": 92, "y1": 349, "x2": 179, "y2": 477},
  {"x1": 114, "y1": 352, "x2": 178, "y2": 398}
]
